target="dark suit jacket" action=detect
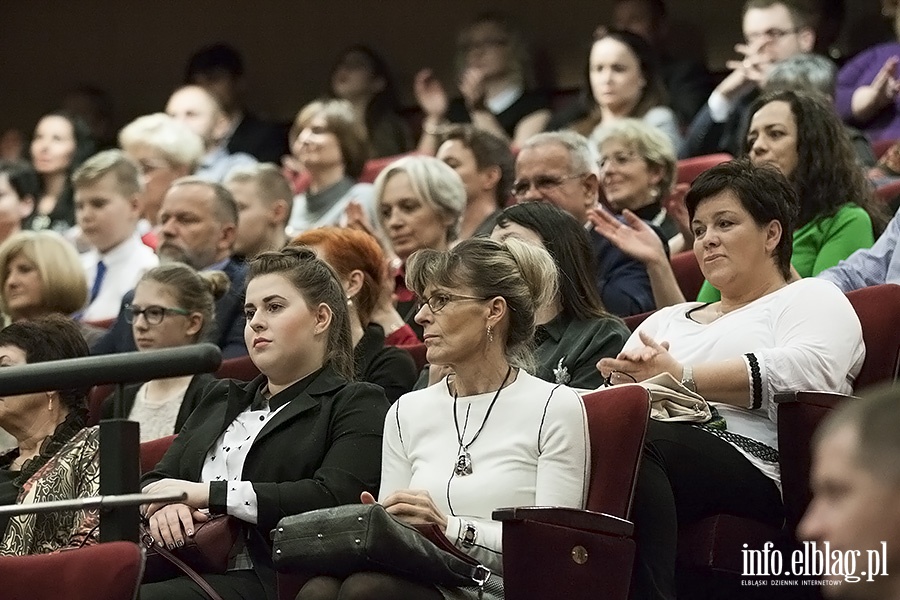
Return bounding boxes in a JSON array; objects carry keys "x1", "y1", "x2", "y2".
[
  {"x1": 99, "y1": 373, "x2": 216, "y2": 434},
  {"x1": 90, "y1": 258, "x2": 248, "y2": 359},
  {"x1": 142, "y1": 366, "x2": 389, "y2": 599},
  {"x1": 227, "y1": 113, "x2": 290, "y2": 164},
  {"x1": 678, "y1": 90, "x2": 757, "y2": 159},
  {"x1": 590, "y1": 229, "x2": 658, "y2": 317}
]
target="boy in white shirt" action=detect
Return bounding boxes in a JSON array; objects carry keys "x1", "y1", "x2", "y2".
[{"x1": 73, "y1": 150, "x2": 158, "y2": 322}]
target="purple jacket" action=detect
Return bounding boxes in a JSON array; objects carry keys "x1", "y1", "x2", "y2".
[{"x1": 836, "y1": 42, "x2": 900, "y2": 143}]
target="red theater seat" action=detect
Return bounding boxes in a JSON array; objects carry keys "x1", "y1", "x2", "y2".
[{"x1": 676, "y1": 153, "x2": 732, "y2": 185}]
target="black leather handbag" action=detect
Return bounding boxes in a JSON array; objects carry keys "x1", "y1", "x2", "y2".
[{"x1": 271, "y1": 503, "x2": 492, "y2": 589}]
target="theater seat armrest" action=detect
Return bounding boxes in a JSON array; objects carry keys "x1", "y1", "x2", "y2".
[
  {"x1": 492, "y1": 506, "x2": 634, "y2": 537},
  {"x1": 775, "y1": 391, "x2": 856, "y2": 408}
]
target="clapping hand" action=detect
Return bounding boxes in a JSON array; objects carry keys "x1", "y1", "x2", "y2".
[
  {"x1": 459, "y1": 68, "x2": 487, "y2": 111},
  {"x1": 414, "y1": 69, "x2": 449, "y2": 119},
  {"x1": 588, "y1": 206, "x2": 668, "y2": 266},
  {"x1": 853, "y1": 56, "x2": 900, "y2": 121},
  {"x1": 597, "y1": 331, "x2": 681, "y2": 383}
]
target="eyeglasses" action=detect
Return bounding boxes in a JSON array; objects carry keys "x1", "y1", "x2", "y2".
[
  {"x1": 416, "y1": 293, "x2": 488, "y2": 314},
  {"x1": 511, "y1": 174, "x2": 585, "y2": 198},
  {"x1": 462, "y1": 37, "x2": 509, "y2": 52},
  {"x1": 744, "y1": 27, "x2": 800, "y2": 45},
  {"x1": 602, "y1": 370, "x2": 638, "y2": 387},
  {"x1": 124, "y1": 304, "x2": 191, "y2": 325},
  {"x1": 598, "y1": 152, "x2": 641, "y2": 171}
]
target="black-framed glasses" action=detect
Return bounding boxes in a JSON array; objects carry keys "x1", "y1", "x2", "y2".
[
  {"x1": 511, "y1": 173, "x2": 585, "y2": 198},
  {"x1": 124, "y1": 304, "x2": 191, "y2": 325},
  {"x1": 603, "y1": 370, "x2": 638, "y2": 388},
  {"x1": 416, "y1": 293, "x2": 488, "y2": 314},
  {"x1": 744, "y1": 27, "x2": 800, "y2": 44}
]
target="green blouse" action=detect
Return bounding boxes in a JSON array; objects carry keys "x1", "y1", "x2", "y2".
[{"x1": 696, "y1": 203, "x2": 875, "y2": 302}]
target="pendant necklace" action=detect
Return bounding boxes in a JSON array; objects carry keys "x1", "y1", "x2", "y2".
[{"x1": 452, "y1": 365, "x2": 512, "y2": 477}]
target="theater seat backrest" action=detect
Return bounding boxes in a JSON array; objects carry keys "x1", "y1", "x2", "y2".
[
  {"x1": 140, "y1": 435, "x2": 177, "y2": 474},
  {"x1": 846, "y1": 284, "x2": 900, "y2": 391}
]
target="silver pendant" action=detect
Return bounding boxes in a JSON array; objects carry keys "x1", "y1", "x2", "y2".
[{"x1": 455, "y1": 450, "x2": 473, "y2": 476}]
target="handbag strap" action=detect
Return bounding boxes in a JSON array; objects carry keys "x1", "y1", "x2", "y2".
[{"x1": 142, "y1": 533, "x2": 225, "y2": 600}]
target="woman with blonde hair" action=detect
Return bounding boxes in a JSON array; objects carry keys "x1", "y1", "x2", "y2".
[{"x1": 100, "y1": 263, "x2": 230, "y2": 441}]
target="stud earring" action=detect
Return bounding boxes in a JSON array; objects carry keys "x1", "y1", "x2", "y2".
[{"x1": 47, "y1": 393, "x2": 53, "y2": 411}]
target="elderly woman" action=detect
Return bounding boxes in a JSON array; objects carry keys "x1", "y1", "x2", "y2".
[
  {"x1": 491, "y1": 202, "x2": 629, "y2": 389},
  {"x1": 549, "y1": 30, "x2": 681, "y2": 149},
  {"x1": 296, "y1": 236, "x2": 589, "y2": 600},
  {"x1": 292, "y1": 227, "x2": 418, "y2": 401},
  {"x1": 372, "y1": 155, "x2": 467, "y2": 343},
  {"x1": 436, "y1": 125, "x2": 514, "y2": 240},
  {"x1": 0, "y1": 315, "x2": 99, "y2": 555},
  {"x1": 592, "y1": 90, "x2": 887, "y2": 308},
  {"x1": 100, "y1": 264, "x2": 229, "y2": 441},
  {"x1": 25, "y1": 111, "x2": 96, "y2": 234},
  {"x1": 595, "y1": 118, "x2": 679, "y2": 241},
  {"x1": 286, "y1": 99, "x2": 375, "y2": 236},
  {"x1": 118, "y1": 113, "x2": 205, "y2": 248},
  {"x1": 140, "y1": 247, "x2": 389, "y2": 600},
  {"x1": 597, "y1": 160, "x2": 864, "y2": 599},
  {"x1": 415, "y1": 13, "x2": 550, "y2": 154}
]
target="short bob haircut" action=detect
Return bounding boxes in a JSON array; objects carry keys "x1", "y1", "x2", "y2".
[
  {"x1": 593, "y1": 118, "x2": 677, "y2": 198},
  {"x1": 373, "y1": 155, "x2": 467, "y2": 242},
  {"x1": 0, "y1": 160, "x2": 40, "y2": 200},
  {"x1": 495, "y1": 202, "x2": 609, "y2": 321},
  {"x1": 406, "y1": 236, "x2": 558, "y2": 371},
  {"x1": 0, "y1": 314, "x2": 91, "y2": 412},
  {"x1": 763, "y1": 53, "x2": 836, "y2": 97},
  {"x1": 438, "y1": 125, "x2": 515, "y2": 206},
  {"x1": 289, "y1": 99, "x2": 370, "y2": 180},
  {"x1": 246, "y1": 246, "x2": 354, "y2": 380},
  {"x1": 118, "y1": 113, "x2": 205, "y2": 172},
  {"x1": 0, "y1": 231, "x2": 88, "y2": 318},
  {"x1": 684, "y1": 159, "x2": 798, "y2": 280},
  {"x1": 291, "y1": 227, "x2": 385, "y2": 327}
]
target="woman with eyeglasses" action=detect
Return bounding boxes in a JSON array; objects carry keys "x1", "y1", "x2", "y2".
[
  {"x1": 140, "y1": 247, "x2": 388, "y2": 600},
  {"x1": 295, "y1": 236, "x2": 588, "y2": 600},
  {"x1": 99, "y1": 263, "x2": 229, "y2": 441},
  {"x1": 415, "y1": 13, "x2": 550, "y2": 155}
]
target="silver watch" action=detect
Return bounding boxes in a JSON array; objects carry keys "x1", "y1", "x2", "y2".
[{"x1": 681, "y1": 364, "x2": 697, "y2": 393}]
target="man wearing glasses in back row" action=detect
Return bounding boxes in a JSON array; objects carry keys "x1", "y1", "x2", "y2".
[{"x1": 679, "y1": 0, "x2": 817, "y2": 158}]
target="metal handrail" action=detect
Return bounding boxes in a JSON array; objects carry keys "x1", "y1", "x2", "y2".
[{"x1": 0, "y1": 492, "x2": 186, "y2": 517}]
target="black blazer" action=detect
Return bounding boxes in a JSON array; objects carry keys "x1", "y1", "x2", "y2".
[
  {"x1": 90, "y1": 258, "x2": 248, "y2": 359},
  {"x1": 679, "y1": 90, "x2": 757, "y2": 159},
  {"x1": 141, "y1": 365, "x2": 389, "y2": 598},
  {"x1": 99, "y1": 373, "x2": 216, "y2": 434}
]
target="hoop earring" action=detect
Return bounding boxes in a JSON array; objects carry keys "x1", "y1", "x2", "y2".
[{"x1": 486, "y1": 325, "x2": 494, "y2": 343}]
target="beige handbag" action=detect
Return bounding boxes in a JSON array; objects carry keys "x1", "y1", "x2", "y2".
[{"x1": 639, "y1": 372, "x2": 713, "y2": 423}]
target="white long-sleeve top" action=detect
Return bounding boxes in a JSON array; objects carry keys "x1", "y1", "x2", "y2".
[
  {"x1": 625, "y1": 277, "x2": 864, "y2": 483},
  {"x1": 379, "y1": 370, "x2": 589, "y2": 575}
]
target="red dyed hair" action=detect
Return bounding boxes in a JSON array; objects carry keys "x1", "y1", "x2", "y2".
[{"x1": 291, "y1": 227, "x2": 385, "y2": 325}]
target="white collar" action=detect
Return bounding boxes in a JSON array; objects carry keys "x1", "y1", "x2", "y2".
[{"x1": 486, "y1": 85, "x2": 524, "y2": 115}]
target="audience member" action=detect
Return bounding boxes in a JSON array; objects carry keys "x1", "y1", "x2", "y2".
[
  {"x1": 799, "y1": 387, "x2": 900, "y2": 600},
  {"x1": 292, "y1": 227, "x2": 418, "y2": 401},
  {"x1": 100, "y1": 263, "x2": 229, "y2": 441},
  {"x1": 140, "y1": 246, "x2": 389, "y2": 600},
  {"x1": 818, "y1": 203, "x2": 900, "y2": 291},
  {"x1": 610, "y1": 0, "x2": 711, "y2": 127},
  {"x1": 285, "y1": 99, "x2": 375, "y2": 236},
  {"x1": 0, "y1": 316, "x2": 99, "y2": 555},
  {"x1": 118, "y1": 113, "x2": 205, "y2": 247},
  {"x1": 0, "y1": 231, "x2": 104, "y2": 344},
  {"x1": 491, "y1": 202, "x2": 629, "y2": 389},
  {"x1": 435, "y1": 125, "x2": 514, "y2": 240},
  {"x1": 91, "y1": 178, "x2": 248, "y2": 358},
  {"x1": 184, "y1": 42, "x2": 290, "y2": 163},
  {"x1": 165, "y1": 85, "x2": 256, "y2": 183},
  {"x1": 514, "y1": 131, "x2": 657, "y2": 316},
  {"x1": 24, "y1": 111, "x2": 96, "y2": 233},
  {"x1": 0, "y1": 160, "x2": 38, "y2": 245},
  {"x1": 295, "y1": 236, "x2": 588, "y2": 600},
  {"x1": 679, "y1": 0, "x2": 816, "y2": 158},
  {"x1": 329, "y1": 45, "x2": 413, "y2": 158},
  {"x1": 224, "y1": 163, "x2": 290, "y2": 260},
  {"x1": 415, "y1": 13, "x2": 551, "y2": 153},
  {"x1": 373, "y1": 155, "x2": 467, "y2": 342},
  {"x1": 60, "y1": 84, "x2": 117, "y2": 151},
  {"x1": 594, "y1": 119, "x2": 679, "y2": 240},
  {"x1": 72, "y1": 150, "x2": 158, "y2": 322},
  {"x1": 549, "y1": 29, "x2": 682, "y2": 149},
  {"x1": 597, "y1": 160, "x2": 864, "y2": 600}
]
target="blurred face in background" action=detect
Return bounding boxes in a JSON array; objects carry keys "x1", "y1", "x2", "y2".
[{"x1": 30, "y1": 116, "x2": 76, "y2": 176}]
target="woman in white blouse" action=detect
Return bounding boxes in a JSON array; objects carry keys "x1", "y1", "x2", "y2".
[
  {"x1": 596, "y1": 159, "x2": 865, "y2": 600},
  {"x1": 296, "y1": 237, "x2": 590, "y2": 599}
]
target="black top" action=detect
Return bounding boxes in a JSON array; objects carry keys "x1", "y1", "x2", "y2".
[
  {"x1": 141, "y1": 365, "x2": 389, "y2": 599},
  {"x1": 227, "y1": 113, "x2": 290, "y2": 164},
  {"x1": 100, "y1": 372, "x2": 217, "y2": 434},
  {"x1": 354, "y1": 324, "x2": 417, "y2": 402},
  {"x1": 23, "y1": 188, "x2": 76, "y2": 234},
  {"x1": 679, "y1": 89, "x2": 758, "y2": 159},
  {"x1": 0, "y1": 467, "x2": 20, "y2": 537},
  {"x1": 590, "y1": 228, "x2": 658, "y2": 317},
  {"x1": 446, "y1": 90, "x2": 549, "y2": 138}
]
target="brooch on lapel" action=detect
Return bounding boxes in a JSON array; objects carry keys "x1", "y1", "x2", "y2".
[{"x1": 553, "y1": 357, "x2": 570, "y2": 384}]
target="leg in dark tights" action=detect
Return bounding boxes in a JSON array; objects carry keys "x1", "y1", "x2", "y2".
[
  {"x1": 296, "y1": 572, "x2": 444, "y2": 600},
  {"x1": 630, "y1": 421, "x2": 785, "y2": 600}
]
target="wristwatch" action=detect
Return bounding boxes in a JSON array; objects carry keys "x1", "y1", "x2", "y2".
[
  {"x1": 461, "y1": 522, "x2": 478, "y2": 548},
  {"x1": 681, "y1": 365, "x2": 697, "y2": 394}
]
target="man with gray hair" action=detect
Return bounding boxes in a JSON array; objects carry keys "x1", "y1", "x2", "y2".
[
  {"x1": 798, "y1": 388, "x2": 900, "y2": 599},
  {"x1": 514, "y1": 131, "x2": 656, "y2": 316}
]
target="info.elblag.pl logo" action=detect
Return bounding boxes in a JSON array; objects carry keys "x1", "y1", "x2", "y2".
[{"x1": 741, "y1": 541, "x2": 889, "y2": 587}]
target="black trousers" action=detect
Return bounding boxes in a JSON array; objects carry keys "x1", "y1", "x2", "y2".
[
  {"x1": 630, "y1": 420, "x2": 784, "y2": 600},
  {"x1": 140, "y1": 570, "x2": 267, "y2": 600}
]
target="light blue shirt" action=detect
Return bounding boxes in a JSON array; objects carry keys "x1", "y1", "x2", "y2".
[
  {"x1": 195, "y1": 146, "x2": 257, "y2": 184},
  {"x1": 818, "y1": 206, "x2": 900, "y2": 291}
]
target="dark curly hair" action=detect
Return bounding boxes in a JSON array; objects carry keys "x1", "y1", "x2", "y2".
[{"x1": 746, "y1": 90, "x2": 888, "y2": 236}]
